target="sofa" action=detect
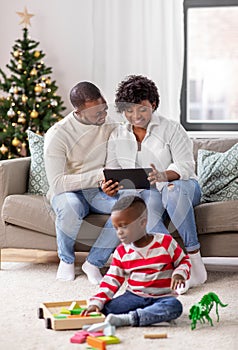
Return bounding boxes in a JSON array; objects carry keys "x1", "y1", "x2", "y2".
[{"x1": 1, "y1": 137, "x2": 238, "y2": 268}]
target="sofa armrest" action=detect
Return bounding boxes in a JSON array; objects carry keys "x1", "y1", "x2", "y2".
[
  {"x1": 0, "y1": 157, "x2": 31, "y2": 252},
  {"x1": 0, "y1": 157, "x2": 31, "y2": 203}
]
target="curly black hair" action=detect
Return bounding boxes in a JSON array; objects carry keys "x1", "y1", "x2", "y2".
[{"x1": 115, "y1": 75, "x2": 160, "y2": 113}]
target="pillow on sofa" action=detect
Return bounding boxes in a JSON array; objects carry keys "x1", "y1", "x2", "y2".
[
  {"x1": 27, "y1": 130, "x2": 49, "y2": 195},
  {"x1": 197, "y1": 143, "x2": 238, "y2": 203}
]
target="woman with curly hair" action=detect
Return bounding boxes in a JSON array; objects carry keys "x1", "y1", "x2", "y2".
[{"x1": 100, "y1": 75, "x2": 207, "y2": 294}]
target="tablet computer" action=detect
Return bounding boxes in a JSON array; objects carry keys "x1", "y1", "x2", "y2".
[{"x1": 103, "y1": 168, "x2": 154, "y2": 189}]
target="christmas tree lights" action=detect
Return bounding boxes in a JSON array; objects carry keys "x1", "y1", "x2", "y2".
[{"x1": 0, "y1": 8, "x2": 66, "y2": 159}]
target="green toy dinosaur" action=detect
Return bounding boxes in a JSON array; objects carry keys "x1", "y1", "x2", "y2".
[{"x1": 189, "y1": 292, "x2": 228, "y2": 330}]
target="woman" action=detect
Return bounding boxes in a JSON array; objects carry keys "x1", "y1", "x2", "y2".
[{"x1": 102, "y1": 75, "x2": 207, "y2": 294}]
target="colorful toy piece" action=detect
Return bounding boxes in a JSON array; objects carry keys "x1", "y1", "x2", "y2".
[
  {"x1": 87, "y1": 335, "x2": 106, "y2": 350},
  {"x1": 70, "y1": 330, "x2": 104, "y2": 344},
  {"x1": 84, "y1": 321, "x2": 115, "y2": 336},
  {"x1": 68, "y1": 301, "x2": 80, "y2": 310},
  {"x1": 97, "y1": 336, "x2": 120, "y2": 344},
  {"x1": 189, "y1": 292, "x2": 228, "y2": 330}
]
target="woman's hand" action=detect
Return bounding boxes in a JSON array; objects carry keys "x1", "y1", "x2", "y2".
[
  {"x1": 101, "y1": 179, "x2": 123, "y2": 197},
  {"x1": 80, "y1": 305, "x2": 100, "y2": 316},
  {"x1": 148, "y1": 163, "x2": 167, "y2": 184}
]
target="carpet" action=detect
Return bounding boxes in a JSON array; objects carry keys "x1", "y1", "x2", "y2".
[{"x1": 0, "y1": 262, "x2": 237, "y2": 350}]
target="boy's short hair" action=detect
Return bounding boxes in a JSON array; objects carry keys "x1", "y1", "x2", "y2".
[
  {"x1": 70, "y1": 81, "x2": 103, "y2": 109},
  {"x1": 111, "y1": 195, "x2": 147, "y2": 217}
]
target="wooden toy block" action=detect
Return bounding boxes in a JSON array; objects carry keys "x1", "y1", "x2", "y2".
[
  {"x1": 103, "y1": 324, "x2": 116, "y2": 336},
  {"x1": 38, "y1": 300, "x2": 105, "y2": 330},
  {"x1": 53, "y1": 314, "x2": 67, "y2": 319},
  {"x1": 60, "y1": 307, "x2": 71, "y2": 315},
  {"x1": 71, "y1": 308, "x2": 87, "y2": 315},
  {"x1": 70, "y1": 334, "x2": 85, "y2": 344},
  {"x1": 87, "y1": 336, "x2": 106, "y2": 350},
  {"x1": 144, "y1": 333, "x2": 168, "y2": 339},
  {"x1": 70, "y1": 330, "x2": 104, "y2": 344},
  {"x1": 97, "y1": 336, "x2": 120, "y2": 344},
  {"x1": 68, "y1": 301, "x2": 80, "y2": 310},
  {"x1": 85, "y1": 321, "x2": 109, "y2": 332}
]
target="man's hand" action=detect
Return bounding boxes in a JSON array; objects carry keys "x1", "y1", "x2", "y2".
[
  {"x1": 170, "y1": 274, "x2": 186, "y2": 290},
  {"x1": 80, "y1": 305, "x2": 100, "y2": 316},
  {"x1": 101, "y1": 179, "x2": 123, "y2": 197}
]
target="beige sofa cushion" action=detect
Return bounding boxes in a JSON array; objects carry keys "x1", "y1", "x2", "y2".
[
  {"x1": 2, "y1": 194, "x2": 55, "y2": 235},
  {"x1": 2, "y1": 194, "x2": 109, "y2": 241},
  {"x1": 195, "y1": 200, "x2": 238, "y2": 234}
]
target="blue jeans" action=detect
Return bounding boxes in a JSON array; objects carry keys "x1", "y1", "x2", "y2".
[
  {"x1": 51, "y1": 188, "x2": 119, "y2": 264},
  {"x1": 102, "y1": 291, "x2": 183, "y2": 326},
  {"x1": 122, "y1": 180, "x2": 201, "y2": 252},
  {"x1": 159, "y1": 179, "x2": 201, "y2": 252}
]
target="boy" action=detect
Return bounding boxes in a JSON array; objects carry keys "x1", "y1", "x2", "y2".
[{"x1": 81, "y1": 195, "x2": 191, "y2": 327}]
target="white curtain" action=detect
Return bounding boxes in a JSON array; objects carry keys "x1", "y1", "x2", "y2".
[{"x1": 91, "y1": 0, "x2": 184, "y2": 120}]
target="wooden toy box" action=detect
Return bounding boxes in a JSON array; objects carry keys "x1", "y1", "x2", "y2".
[{"x1": 38, "y1": 300, "x2": 105, "y2": 330}]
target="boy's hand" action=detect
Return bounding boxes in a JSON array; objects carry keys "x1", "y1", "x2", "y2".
[
  {"x1": 101, "y1": 179, "x2": 123, "y2": 197},
  {"x1": 80, "y1": 305, "x2": 100, "y2": 316},
  {"x1": 170, "y1": 274, "x2": 186, "y2": 290}
]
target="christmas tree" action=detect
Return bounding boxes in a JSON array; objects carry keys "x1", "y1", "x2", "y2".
[{"x1": 0, "y1": 7, "x2": 66, "y2": 159}]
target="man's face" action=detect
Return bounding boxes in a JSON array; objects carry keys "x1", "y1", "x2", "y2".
[
  {"x1": 111, "y1": 207, "x2": 147, "y2": 245},
  {"x1": 75, "y1": 97, "x2": 108, "y2": 125}
]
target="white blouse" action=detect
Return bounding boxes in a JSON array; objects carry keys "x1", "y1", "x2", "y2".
[{"x1": 106, "y1": 114, "x2": 197, "y2": 191}]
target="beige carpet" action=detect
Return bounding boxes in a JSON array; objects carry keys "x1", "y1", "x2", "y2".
[{"x1": 0, "y1": 261, "x2": 237, "y2": 350}]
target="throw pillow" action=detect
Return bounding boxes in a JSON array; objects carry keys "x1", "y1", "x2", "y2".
[
  {"x1": 197, "y1": 143, "x2": 238, "y2": 203},
  {"x1": 27, "y1": 130, "x2": 49, "y2": 195}
]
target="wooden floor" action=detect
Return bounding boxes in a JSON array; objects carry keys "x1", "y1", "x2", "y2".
[{"x1": 1, "y1": 248, "x2": 88, "y2": 264}]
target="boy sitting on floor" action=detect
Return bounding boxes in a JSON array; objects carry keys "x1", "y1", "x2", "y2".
[{"x1": 81, "y1": 195, "x2": 191, "y2": 327}]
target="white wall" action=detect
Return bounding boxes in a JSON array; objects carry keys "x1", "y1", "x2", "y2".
[{"x1": 0, "y1": 0, "x2": 183, "y2": 119}]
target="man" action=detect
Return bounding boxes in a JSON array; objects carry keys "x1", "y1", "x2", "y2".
[{"x1": 44, "y1": 81, "x2": 118, "y2": 283}]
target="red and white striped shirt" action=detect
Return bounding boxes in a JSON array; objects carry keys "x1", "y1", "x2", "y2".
[{"x1": 89, "y1": 234, "x2": 191, "y2": 310}]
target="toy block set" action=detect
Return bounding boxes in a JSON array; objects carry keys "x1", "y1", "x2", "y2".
[
  {"x1": 38, "y1": 292, "x2": 228, "y2": 349},
  {"x1": 37, "y1": 300, "x2": 105, "y2": 330}
]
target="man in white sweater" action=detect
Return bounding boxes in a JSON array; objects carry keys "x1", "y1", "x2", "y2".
[{"x1": 44, "y1": 82, "x2": 118, "y2": 283}]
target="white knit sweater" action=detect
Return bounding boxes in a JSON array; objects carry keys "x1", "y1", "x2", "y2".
[{"x1": 44, "y1": 112, "x2": 116, "y2": 201}]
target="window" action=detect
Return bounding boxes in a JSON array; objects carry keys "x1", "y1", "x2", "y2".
[{"x1": 181, "y1": 0, "x2": 238, "y2": 131}]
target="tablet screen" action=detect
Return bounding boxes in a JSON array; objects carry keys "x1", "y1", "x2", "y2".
[{"x1": 103, "y1": 168, "x2": 154, "y2": 189}]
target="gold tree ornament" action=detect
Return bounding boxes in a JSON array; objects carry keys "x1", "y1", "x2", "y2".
[
  {"x1": 34, "y1": 51, "x2": 40, "y2": 58},
  {"x1": 30, "y1": 109, "x2": 39, "y2": 118},
  {"x1": 13, "y1": 50, "x2": 20, "y2": 57},
  {"x1": 30, "y1": 67, "x2": 37, "y2": 76},
  {"x1": 45, "y1": 77, "x2": 51, "y2": 85},
  {"x1": 12, "y1": 137, "x2": 20, "y2": 147},
  {"x1": 22, "y1": 94, "x2": 28, "y2": 103},
  {"x1": 7, "y1": 107, "x2": 16, "y2": 118},
  {"x1": 13, "y1": 86, "x2": 19, "y2": 94},
  {"x1": 0, "y1": 144, "x2": 8, "y2": 155},
  {"x1": 18, "y1": 112, "x2": 26, "y2": 124},
  {"x1": 17, "y1": 61, "x2": 23, "y2": 70},
  {"x1": 34, "y1": 84, "x2": 43, "y2": 93},
  {"x1": 16, "y1": 7, "x2": 34, "y2": 28}
]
